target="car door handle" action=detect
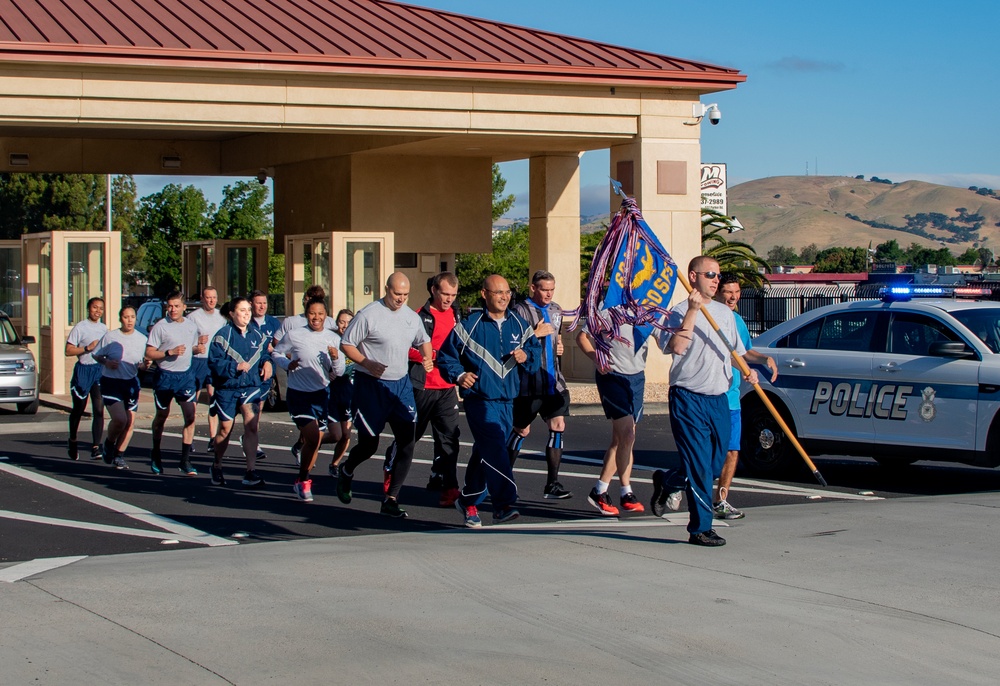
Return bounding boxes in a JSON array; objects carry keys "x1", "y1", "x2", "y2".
[
  {"x1": 878, "y1": 362, "x2": 900, "y2": 372},
  {"x1": 785, "y1": 359, "x2": 806, "y2": 368}
]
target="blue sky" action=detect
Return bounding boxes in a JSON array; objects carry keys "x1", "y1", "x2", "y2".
[{"x1": 136, "y1": 0, "x2": 1000, "y2": 219}]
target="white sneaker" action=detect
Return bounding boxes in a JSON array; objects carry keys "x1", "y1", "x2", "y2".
[
  {"x1": 666, "y1": 489, "x2": 683, "y2": 511},
  {"x1": 713, "y1": 499, "x2": 746, "y2": 520}
]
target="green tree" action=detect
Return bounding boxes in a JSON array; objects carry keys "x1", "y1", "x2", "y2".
[
  {"x1": 875, "y1": 239, "x2": 904, "y2": 262},
  {"x1": 957, "y1": 247, "x2": 981, "y2": 264},
  {"x1": 581, "y1": 228, "x2": 607, "y2": 296},
  {"x1": 210, "y1": 181, "x2": 273, "y2": 239},
  {"x1": 767, "y1": 245, "x2": 799, "y2": 265},
  {"x1": 813, "y1": 247, "x2": 868, "y2": 273},
  {"x1": 799, "y1": 243, "x2": 819, "y2": 264},
  {"x1": 136, "y1": 184, "x2": 213, "y2": 296},
  {"x1": 491, "y1": 163, "x2": 515, "y2": 222},
  {"x1": 109, "y1": 175, "x2": 145, "y2": 290},
  {"x1": 0, "y1": 173, "x2": 108, "y2": 238},
  {"x1": 455, "y1": 224, "x2": 530, "y2": 309},
  {"x1": 702, "y1": 210, "x2": 769, "y2": 287}
]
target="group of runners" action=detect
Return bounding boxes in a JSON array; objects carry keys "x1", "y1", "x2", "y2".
[{"x1": 64, "y1": 255, "x2": 774, "y2": 546}]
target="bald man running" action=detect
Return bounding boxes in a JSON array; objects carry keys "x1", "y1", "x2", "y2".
[{"x1": 337, "y1": 272, "x2": 433, "y2": 518}]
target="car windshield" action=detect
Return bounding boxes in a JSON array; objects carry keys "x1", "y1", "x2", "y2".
[
  {"x1": 0, "y1": 317, "x2": 18, "y2": 344},
  {"x1": 951, "y1": 308, "x2": 1000, "y2": 353}
]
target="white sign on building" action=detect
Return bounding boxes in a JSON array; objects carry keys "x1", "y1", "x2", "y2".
[{"x1": 700, "y1": 163, "x2": 727, "y2": 216}]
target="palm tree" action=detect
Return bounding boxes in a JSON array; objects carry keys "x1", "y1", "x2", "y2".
[{"x1": 701, "y1": 209, "x2": 770, "y2": 287}]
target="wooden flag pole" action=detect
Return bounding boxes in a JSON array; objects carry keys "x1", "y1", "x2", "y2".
[{"x1": 675, "y1": 271, "x2": 827, "y2": 487}]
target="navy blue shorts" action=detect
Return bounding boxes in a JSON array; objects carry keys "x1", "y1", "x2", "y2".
[
  {"x1": 100, "y1": 376, "x2": 140, "y2": 412},
  {"x1": 286, "y1": 387, "x2": 329, "y2": 430},
  {"x1": 70, "y1": 363, "x2": 103, "y2": 400},
  {"x1": 328, "y1": 376, "x2": 354, "y2": 424},
  {"x1": 212, "y1": 386, "x2": 264, "y2": 422},
  {"x1": 351, "y1": 374, "x2": 416, "y2": 439},
  {"x1": 513, "y1": 390, "x2": 571, "y2": 428},
  {"x1": 595, "y1": 370, "x2": 645, "y2": 423},
  {"x1": 153, "y1": 368, "x2": 196, "y2": 410},
  {"x1": 190, "y1": 358, "x2": 211, "y2": 390}
]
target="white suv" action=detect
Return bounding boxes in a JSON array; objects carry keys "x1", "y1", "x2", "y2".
[{"x1": 0, "y1": 311, "x2": 38, "y2": 414}]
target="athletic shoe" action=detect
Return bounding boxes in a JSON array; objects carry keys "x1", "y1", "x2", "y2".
[
  {"x1": 456, "y1": 500, "x2": 482, "y2": 528},
  {"x1": 620, "y1": 492, "x2": 645, "y2": 513},
  {"x1": 207, "y1": 439, "x2": 216, "y2": 454},
  {"x1": 380, "y1": 498, "x2": 408, "y2": 518},
  {"x1": 90, "y1": 444, "x2": 105, "y2": 461},
  {"x1": 336, "y1": 470, "x2": 353, "y2": 504},
  {"x1": 67, "y1": 439, "x2": 79, "y2": 461},
  {"x1": 290, "y1": 440, "x2": 302, "y2": 466},
  {"x1": 328, "y1": 463, "x2": 339, "y2": 479},
  {"x1": 238, "y1": 434, "x2": 267, "y2": 461},
  {"x1": 382, "y1": 468, "x2": 392, "y2": 496},
  {"x1": 688, "y1": 529, "x2": 726, "y2": 547},
  {"x1": 102, "y1": 439, "x2": 115, "y2": 465},
  {"x1": 543, "y1": 481, "x2": 572, "y2": 499},
  {"x1": 426, "y1": 473, "x2": 444, "y2": 491},
  {"x1": 242, "y1": 470, "x2": 265, "y2": 489},
  {"x1": 439, "y1": 487, "x2": 461, "y2": 508},
  {"x1": 492, "y1": 507, "x2": 520, "y2": 524},
  {"x1": 210, "y1": 466, "x2": 227, "y2": 486},
  {"x1": 293, "y1": 478, "x2": 314, "y2": 502},
  {"x1": 714, "y1": 500, "x2": 746, "y2": 520},
  {"x1": 587, "y1": 487, "x2": 620, "y2": 517},
  {"x1": 150, "y1": 448, "x2": 163, "y2": 475},
  {"x1": 651, "y1": 469, "x2": 667, "y2": 517},
  {"x1": 666, "y1": 489, "x2": 684, "y2": 511},
  {"x1": 112, "y1": 455, "x2": 128, "y2": 470},
  {"x1": 178, "y1": 460, "x2": 198, "y2": 476}
]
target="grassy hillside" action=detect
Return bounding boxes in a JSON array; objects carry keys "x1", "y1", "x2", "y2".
[{"x1": 730, "y1": 176, "x2": 1000, "y2": 255}]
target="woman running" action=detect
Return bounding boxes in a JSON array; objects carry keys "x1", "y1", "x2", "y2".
[
  {"x1": 326, "y1": 308, "x2": 355, "y2": 478},
  {"x1": 91, "y1": 306, "x2": 149, "y2": 470},
  {"x1": 274, "y1": 297, "x2": 346, "y2": 501},
  {"x1": 207, "y1": 296, "x2": 273, "y2": 488},
  {"x1": 65, "y1": 296, "x2": 107, "y2": 461}
]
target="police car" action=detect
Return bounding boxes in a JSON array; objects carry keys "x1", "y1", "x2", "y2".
[{"x1": 739, "y1": 286, "x2": 1000, "y2": 474}]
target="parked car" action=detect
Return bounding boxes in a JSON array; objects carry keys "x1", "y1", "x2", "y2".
[
  {"x1": 0, "y1": 310, "x2": 38, "y2": 414},
  {"x1": 740, "y1": 287, "x2": 1000, "y2": 475}
]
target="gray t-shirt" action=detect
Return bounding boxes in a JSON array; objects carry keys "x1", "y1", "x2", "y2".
[
  {"x1": 582, "y1": 319, "x2": 650, "y2": 376},
  {"x1": 67, "y1": 318, "x2": 108, "y2": 366},
  {"x1": 274, "y1": 328, "x2": 346, "y2": 393},
  {"x1": 341, "y1": 300, "x2": 430, "y2": 381},
  {"x1": 186, "y1": 307, "x2": 227, "y2": 359},
  {"x1": 660, "y1": 298, "x2": 745, "y2": 396},
  {"x1": 146, "y1": 317, "x2": 199, "y2": 372},
  {"x1": 94, "y1": 328, "x2": 148, "y2": 380}
]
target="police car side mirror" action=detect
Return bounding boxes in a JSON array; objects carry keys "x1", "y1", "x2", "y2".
[
  {"x1": 928, "y1": 341, "x2": 975, "y2": 359},
  {"x1": 20, "y1": 335, "x2": 35, "y2": 344}
]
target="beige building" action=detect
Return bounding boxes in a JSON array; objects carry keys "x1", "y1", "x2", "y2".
[{"x1": 0, "y1": 0, "x2": 744, "y2": 389}]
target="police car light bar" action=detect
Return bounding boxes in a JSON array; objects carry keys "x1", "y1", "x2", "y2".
[{"x1": 881, "y1": 286, "x2": 993, "y2": 302}]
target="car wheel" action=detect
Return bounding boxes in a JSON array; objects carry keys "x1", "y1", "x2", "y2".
[
  {"x1": 17, "y1": 398, "x2": 39, "y2": 415},
  {"x1": 740, "y1": 396, "x2": 795, "y2": 475}
]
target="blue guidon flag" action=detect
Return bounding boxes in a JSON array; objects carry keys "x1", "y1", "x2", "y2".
[{"x1": 566, "y1": 195, "x2": 677, "y2": 372}]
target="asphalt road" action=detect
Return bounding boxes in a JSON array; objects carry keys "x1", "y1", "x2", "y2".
[{"x1": 3, "y1": 403, "x2": 999, "y2": 564}]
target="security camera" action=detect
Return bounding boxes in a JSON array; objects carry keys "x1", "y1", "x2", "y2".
[
  {"x1": 256, "y1": 168, "x2": 268, "y2": 185},
  {"x1": 708, "y1": 106, "x2": 721, "y2": 125},
  {"x1": 684, "y1": 102, "x2": 722, "y2": 126}
]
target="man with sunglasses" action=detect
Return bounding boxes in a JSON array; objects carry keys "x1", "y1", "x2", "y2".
[{"x1": 655, "y1": 257, "x2": 758, "y2": 547}]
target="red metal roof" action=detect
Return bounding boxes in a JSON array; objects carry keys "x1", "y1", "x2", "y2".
[{"x1": 0, "y1": 0, "x2": 744, "y2": 88}]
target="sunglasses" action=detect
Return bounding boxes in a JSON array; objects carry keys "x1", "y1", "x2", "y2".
[{"x1": 694, "y1": 271, "x2": 719, "y2": 279}]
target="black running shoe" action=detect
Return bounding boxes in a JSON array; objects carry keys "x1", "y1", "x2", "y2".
[
  {"x1": 242, "y1": 470, "x2": 265, "y2": 489},
  {"x1": 290, "y1": 440, "x2": 303, "y2": 466},
  {"x1": 68, "y1": 439, "x2": 79, "y2": 461},
  {"x1": 543, "y1": 481, "x2": 572, "y2": 499},
  {"x1": 688, "y1": 529, "x2": 727, "y2": 547},
  {"x1": 150, "y1": 448, "x2": 163, "y2": 475},
  {"x1": 210, "y1": 466, "x2": 226, "y2": 486},
  {"x1": 102, "y1": 439, "x2": 115, "y2": 464},
  {"x1": 426, "y1": 473, "x2": 444, "y2": 491},
  {"x1": 493, "y1": 506, "x2": 520, "y2": 524},
  {"x1": 380, "y1": 498, "x2": 408, "y2": 518},
  {"x1": 337, "y1": 469, "x2": 353, "y2": 504},
  {"x1": 651, "y1": 469, "x2": 667, "y2": 517},
  {"x1": 90, "y1": 444, "x2": 105, "y2": 461}
]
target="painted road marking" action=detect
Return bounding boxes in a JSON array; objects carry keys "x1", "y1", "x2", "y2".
[
  {"x1": 0, "y1": 556, "x2": 87, "y2": 583},
  {"x1": 0, "y1": 510, "x2": 214, "y2": 545},
  {"x1": 0, "y1": 460, "x2": 236, "y2": 547}
]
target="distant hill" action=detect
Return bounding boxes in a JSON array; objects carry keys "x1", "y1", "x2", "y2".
[
  {"x1": 492, "y1": 176, "x2": 1000, "y2": 256},
  {"x1": 730, "y1": 176, "x2": 1000, "y2": 255}
]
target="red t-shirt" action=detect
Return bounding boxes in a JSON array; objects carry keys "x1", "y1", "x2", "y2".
[{"x1": 408, "y1": 306, "x2": 456, "y2": 389}]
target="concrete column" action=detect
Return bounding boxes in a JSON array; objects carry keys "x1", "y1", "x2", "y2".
[
  {"x1": 528, "y1": 154, "x2": 581, "y2": 309},
  {"x1": 608, "y1": 95, "x2": 703, "y2": 383}
]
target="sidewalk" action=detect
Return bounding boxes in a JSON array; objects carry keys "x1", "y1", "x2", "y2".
[{"x1": 3, "y1": 492, "x2": 996, "y2": 684}]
